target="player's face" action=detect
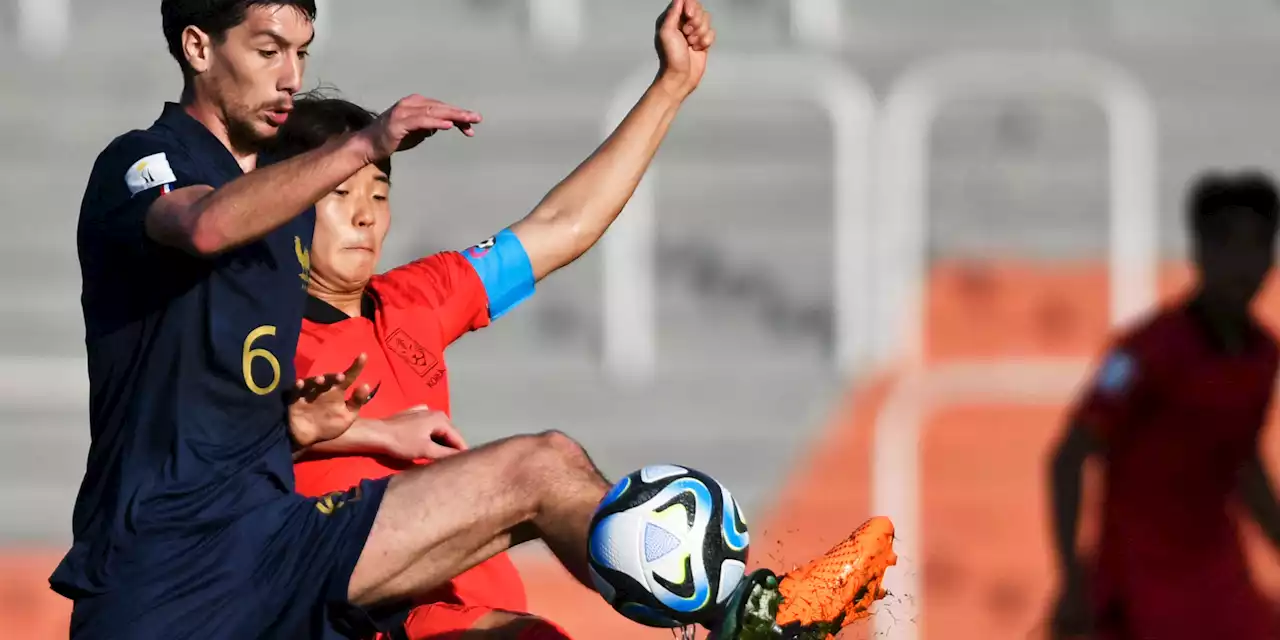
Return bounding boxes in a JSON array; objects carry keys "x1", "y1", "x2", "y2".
[
  {"x1": 202, "y1": 5, "x2": 313, "y2": 147},
  {"x1": 1196, "y1": 209, "x2": 1275, "y2": 312},
  {"x1": 311, "y1": 165, "x2": 391, "y2": 292}
]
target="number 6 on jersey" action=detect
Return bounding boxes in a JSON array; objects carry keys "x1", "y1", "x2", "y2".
[{"x1": 243, "y1": 325, "x2": 281, "y2": 395}]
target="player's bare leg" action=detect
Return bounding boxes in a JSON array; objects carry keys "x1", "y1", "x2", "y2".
[{"x1": 348, "y1": 430, "x2": 609, "y2": 606}]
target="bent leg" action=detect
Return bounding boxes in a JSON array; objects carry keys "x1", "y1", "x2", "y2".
[{"x1": 349, "y1": 431, "x2": 609, "y2": 607}]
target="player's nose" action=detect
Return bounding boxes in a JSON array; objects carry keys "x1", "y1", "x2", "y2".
[
  {"x1": 278, "y1": 52, "x2": 304, "y2": 95},
  {"x1": 352, "y1": 205, "x2": 375, "y2": 228}
]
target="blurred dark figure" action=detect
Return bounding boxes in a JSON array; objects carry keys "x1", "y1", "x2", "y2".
[{"x1": 1049, "y1": 171, "x2": 1280, "y2": 640}]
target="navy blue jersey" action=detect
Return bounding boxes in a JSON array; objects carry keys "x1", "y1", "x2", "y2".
[{"x1": 52, "y1": 103, "x2": 316, "y2": 598}]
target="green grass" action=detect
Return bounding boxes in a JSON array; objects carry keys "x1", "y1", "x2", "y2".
[{"x1": 734, "y1": 581, "x2": 845, "y2": 640}]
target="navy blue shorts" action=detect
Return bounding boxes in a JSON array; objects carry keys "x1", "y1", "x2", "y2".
[{"x1": 68, "y1": 478, "x2": 403, "y2": 640}]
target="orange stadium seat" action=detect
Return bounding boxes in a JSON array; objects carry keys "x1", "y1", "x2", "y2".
[{"x1": 0, "y1": 553, "x2": 72, "y2": 638}]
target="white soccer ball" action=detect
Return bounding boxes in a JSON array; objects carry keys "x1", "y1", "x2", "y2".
[{"x1": 587, "y1": 464, "x2": 750, "y2": 628}]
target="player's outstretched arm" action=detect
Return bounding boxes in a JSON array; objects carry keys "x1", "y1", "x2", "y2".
[
  {"x1": 148, "y1": 96, "x2": 481, "y2": 257},
  {"x1": 508, "y1": 0, "x2": 715, "y2": 281}
]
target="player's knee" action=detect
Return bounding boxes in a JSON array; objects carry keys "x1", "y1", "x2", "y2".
[
  {"x1": 494, "y1": 431, "x2": 601, "y2": 519},
  {"x1": 531, "y1": 430, "x2": 593, "y2": 475},
  {"x1": 505, "y1": 431, "x2": 595, "y2": 492}
]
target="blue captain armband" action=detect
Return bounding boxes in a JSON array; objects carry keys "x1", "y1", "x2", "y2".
[{"x1": 462, "y1": 228, "x2": 536, "y2": 320}]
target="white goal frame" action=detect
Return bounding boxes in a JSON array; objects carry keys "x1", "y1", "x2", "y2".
[
  {"x1": 600, "y1": 54, "x2": 877, "y2": 384},
  {"x1": 869, "y1": 359, "x2": 1090, "y2": 639},
  {"x1": 871, "y1": 51, "x2": 1159, "y2": 368}
]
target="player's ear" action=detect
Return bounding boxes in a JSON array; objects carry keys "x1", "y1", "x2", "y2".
[{"x1": 182, "y1": 26, "x2": 214, "y2": 75}]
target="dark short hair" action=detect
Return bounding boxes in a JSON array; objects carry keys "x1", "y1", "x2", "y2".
[
  {"x1": 273, "y1": 89, "x2": 391, "y2": 177},
  {"x1": 1188, "y1": 170, "x2": 1280, "y2": 238},
  {"x1": 161, "y1": 0, "x2": 317, "y2": 75}
]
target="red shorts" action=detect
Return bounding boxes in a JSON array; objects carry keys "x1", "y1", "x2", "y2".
[{"x1": 377, "y1": 604, "x2": 573, "y2": 640}]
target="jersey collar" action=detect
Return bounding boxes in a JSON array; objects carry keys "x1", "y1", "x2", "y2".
[
  {"x1": 305, "y1": 292, "x2": 378, "y2": 325},
  {"x1": 1184, "y1": 296, "x2": 1261, "y2": 354},
  {"x1": 155, "y1": 102, "x2": 246, "y2": 179}
]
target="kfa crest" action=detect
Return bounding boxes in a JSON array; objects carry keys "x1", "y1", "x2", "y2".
[{"x1": 385, "y1": 328, "x2": 440, "y2": 379}]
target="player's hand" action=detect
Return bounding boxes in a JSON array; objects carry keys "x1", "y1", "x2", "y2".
[
  {"x1": 287, "y1": 354, "x2": 374, "y2": 448},
  {"x1": 359, "y1": 95, "x2": 483, "y2": 161},
  {"x1": 654, "y1": 0, "x2": 715, "y2": 100},
  {"x1": 373, "y1": 405, "x2": 469, "y2": 461}
]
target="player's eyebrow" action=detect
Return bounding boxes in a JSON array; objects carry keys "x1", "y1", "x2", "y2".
[
  {"x1": 375, "y1": 175, "x2": 391, "y2": 186},
  {"x1": 253, "y1": 30, "x2": 314, "y2": 49}
]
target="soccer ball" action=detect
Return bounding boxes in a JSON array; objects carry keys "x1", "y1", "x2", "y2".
[{"x1": 587, "y1": 464, "x2": 750, "y2": 628}]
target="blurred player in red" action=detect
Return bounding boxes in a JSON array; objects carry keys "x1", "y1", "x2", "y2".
[
  {"x1": 1049, "y1": 172, "x2": 1280, "y2": 639},
  {"x1": 277, "y1": 2, "x2": 715, "y2": 637}
]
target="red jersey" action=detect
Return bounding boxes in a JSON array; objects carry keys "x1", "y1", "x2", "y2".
[
  {"x1": 1072, "y1": 300, "x2": 1278, "y2": 638},
  {"x1": 294, "y1": 230, "x2": 536, "y2": 616}
]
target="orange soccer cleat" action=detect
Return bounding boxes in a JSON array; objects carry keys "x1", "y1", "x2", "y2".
[{"x1": 711, "y1": 516, "x2": 898, "y2": 640}]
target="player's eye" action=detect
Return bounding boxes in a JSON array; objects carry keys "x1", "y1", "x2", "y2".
[
  {"x1": 333, "y1": 189, "x2": 349, "y2": 197},
  {"x1": 298, "y1": 49, "x2": 310, "y2": 60},
  {"x1": 372, "y1": 194, "x2": 387, "y2": 202},
  {"x1": 258, "y1": 50, "x2": 279, "y2": 59}
]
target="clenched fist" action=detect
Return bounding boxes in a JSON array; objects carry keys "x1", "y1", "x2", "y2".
[{"x1": 654, "y1": 0, "x2": 716, "y2": 100}]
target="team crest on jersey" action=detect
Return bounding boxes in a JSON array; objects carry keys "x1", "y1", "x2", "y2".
[
  {"x1": 1096, "y1": 350, "x2": 1136, "y2": 396},
  {"x1": 385, "y1": 328, "x2": 440, "y2": 379},
  {"x1": 295, "y1": 236, "x2": 311, "y2": 290},
  {"x1": 467, "y1": 236, "x2": 497, "y2": 259}
]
